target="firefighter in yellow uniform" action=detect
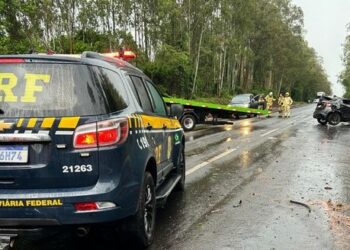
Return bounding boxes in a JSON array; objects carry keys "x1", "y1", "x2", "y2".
[
  {"x1": 282, "y1": 92, "x2": 293, "y2": 118},
  {"x1": 278, "y1": 93, "x2": 284, "y2": 117},
  {"x1": 265, "y1": 92, "x2": 275, "y2": 117}
]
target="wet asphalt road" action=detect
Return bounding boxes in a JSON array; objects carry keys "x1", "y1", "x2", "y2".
[
  {"x1": 151, "y1": 104, "x2": 350, "y2": 250},
  {"x1": 14, "y1": 104, "x2": 350, "y2": 249}
]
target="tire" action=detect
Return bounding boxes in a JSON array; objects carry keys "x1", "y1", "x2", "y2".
[
  {"x1": 175, "y1": 145, "x2": 186, "y2": 191},
  {"x1": 129, "y1": 172, "x2": 156, "y2": 247},
  {"x1": 328, "y1": 112, "x2": 341, "y2": 126},
  {"x1": 317, "y1": 118, "x2": 327, "y2": 125},
  {"x1": 181, "y1": 114, "x2": 196, "y2": 131}
]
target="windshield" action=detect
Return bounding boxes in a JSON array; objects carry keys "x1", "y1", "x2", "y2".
[
  {"x1": 0, "y1": 63, "x2": 124, "y2": 117},
  {"x1": 231, "y1": 95, "x2": 250, "y2": 103}
]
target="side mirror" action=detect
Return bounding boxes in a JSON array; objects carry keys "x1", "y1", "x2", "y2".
[{"x1": 169, "y1": 104, "x2": 184, "y2": 119}]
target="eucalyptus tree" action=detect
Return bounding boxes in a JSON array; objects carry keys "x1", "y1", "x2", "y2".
[{"x1": 340, "y1": 24, "x2": 350, "y2": 97}]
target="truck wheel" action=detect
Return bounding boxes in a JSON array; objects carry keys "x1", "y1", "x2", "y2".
[
  {"x1": 181, "y1": 114, "x2": 196, "y2": 131},
  {"x1": 328, "y1": 112, "x2": 341, "y2": 126},
  {"x1": 175, "y1": 146, "x2": 186, "y2": 191},
  {"x1": 129, "y1": 172, "x2": 156, "y2": 247},
  {"x1": 317, "y1": 118, "x2": 327, "y2": 125}
]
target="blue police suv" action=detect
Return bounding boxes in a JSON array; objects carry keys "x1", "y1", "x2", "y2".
[{"x1": 0, "y1": 52, "x2": 185, "y2": 248}]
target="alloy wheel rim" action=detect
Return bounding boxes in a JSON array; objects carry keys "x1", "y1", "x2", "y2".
[
  {"x1": 330, "y1": 114, "x2": 340, "y2": 124},
  {"x1": 184, "y1": 118, "x2": 194, "y2": 129},
  {"x1": 144, "y1": 184, "x2": 154, "y2": 237},
  {"x1": 180, "y1": 151, "x2": 185, "y2": 177}
]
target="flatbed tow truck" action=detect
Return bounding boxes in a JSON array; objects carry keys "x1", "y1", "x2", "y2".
[{"x1": 163, "y1": 97, "x2": 269, "y2": 131}]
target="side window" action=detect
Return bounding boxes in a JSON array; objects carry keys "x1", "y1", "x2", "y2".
[
  {"x1": 145, "y1": 80, "x2": 167, "y2": 116},
  {"x1": 91, "y1": 67, "x2": 128, "y2": 112},
  {"x1": 126, "y1": 76, "x2": 142, "y2": 106},
  {"x1": 129, "y1": 76, "x2": 153, "y2": 113}
]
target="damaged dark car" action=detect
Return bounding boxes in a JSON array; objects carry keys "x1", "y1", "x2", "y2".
[
  {"x1": 313, "y1": 96, "x2": 350, "y2": 126},
  {"x1": 326, "y1": 97, "x2": 350, "y2": 125}
]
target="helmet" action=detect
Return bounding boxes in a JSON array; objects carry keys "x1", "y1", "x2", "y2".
[
  {"x1": 269, "y1": 92, "x2": 273, "y2": 96},
  {"x1": 285, "y1": 92, "x2": 290, "y2": 96}
]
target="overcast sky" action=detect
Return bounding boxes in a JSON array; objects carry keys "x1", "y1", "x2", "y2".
[{"x1": 292, "y1": 0, "x2": 350, "y2": 96}]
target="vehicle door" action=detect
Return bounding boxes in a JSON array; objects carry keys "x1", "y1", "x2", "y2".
[
  {"x1": 248, "y1": 95, "x2": 254, "y2": 109},
  {"x1": 253, "y1": 95, "x2": 263, "y2": 109},
  {"x1": 127, "y1": 75, "x2": 167, "y2": 179},
  {"x1": 340, "y1": 99, "x2": 350, "y2": 120},
  {"x1": 144, "y1": 80, "x2": 176, "y2": 178}
]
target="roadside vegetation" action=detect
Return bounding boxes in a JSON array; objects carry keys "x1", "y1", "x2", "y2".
[
  {"x1": 341, "y1": 24, "x2": 350, "y2": 98},
  {"x1": 0, "y1": 0, "x2": 331, "y2": 101}
]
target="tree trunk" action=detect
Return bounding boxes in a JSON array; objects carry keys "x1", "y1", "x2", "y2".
[
  {"x1": 191, "y1": 26, "x2": 204, "y2": 98},
  {"x1": 239, "y1": 52, "x2": 245, "y2": 89},
  {"x1": 267, "y1": 70, "x2": 273, "y2": 89},
  {"x1": 188, "y1": 0, "x2": 191, "y2": 56},
  {"x1": 278, "y1": 73, "x2": 284, "y2": 95},
  {"x1": 218, "y1": 47, "x2": 226, "y2": 97},
  {"x1": 69, "y1": 0, "x2": 76, "y2": 54}
]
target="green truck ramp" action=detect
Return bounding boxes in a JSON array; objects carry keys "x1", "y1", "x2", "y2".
[{"x1": 163, "y1": 97, "x2": 269, "y2": 115}]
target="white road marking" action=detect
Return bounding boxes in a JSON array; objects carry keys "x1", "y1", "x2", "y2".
[
  {"x1": 185, "y1": 109, "x2": 311, "y2": 176},
  {"x1": 186, "y1": 148, "x2": 237, "y2": 176},
  {"x1": 260, "y1": 128, "x2": 279, "y2": 137}
]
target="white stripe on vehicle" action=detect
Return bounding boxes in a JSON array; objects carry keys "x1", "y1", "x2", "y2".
[
  {"x1": 38, "y1": 130, "x2": 50, "y2": 135},
  {"x1": 55, "y1": 131, "x2": 74, "y2": 135}
]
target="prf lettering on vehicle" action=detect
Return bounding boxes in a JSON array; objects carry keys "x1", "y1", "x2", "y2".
[
  {"x1": 0, "y1": 73, "x2": 50, "y2": 103},
  {"x1": 0, "y1": 199, "x2": 63, "y2": 207}
]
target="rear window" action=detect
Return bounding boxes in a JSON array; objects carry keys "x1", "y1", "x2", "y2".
[{"x1": 0, "y1": 63, "x2": 118, "y2": 117}]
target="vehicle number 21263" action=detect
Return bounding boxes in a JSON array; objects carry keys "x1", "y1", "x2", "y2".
[{"x1": 62, "y1": 165, "x2": 93, "y2": 173}]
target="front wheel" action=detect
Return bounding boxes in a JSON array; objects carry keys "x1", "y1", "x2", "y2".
[
  {"x1": 181, "y1": 114, "x2": 196, "y2": 131},
  {"x1": 129, "y1": 172, "x2": 156, "y2": 247},
  {"x1": 175, "y1": 146, "x2": 186, "y2": 191},
  {"x1": 317, "y1": 118, "x2": 327, "y2": 125},
  {"x1": 328, "y1": 112, "x2": 341, "y2": 126}
]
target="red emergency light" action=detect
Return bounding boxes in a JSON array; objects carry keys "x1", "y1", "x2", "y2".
[
  {"x1": 122, "y1": 50, "x2": 136, "y2": 60},
  {"x1": 0, "y1": 58, "x2": 25, "y2": 64},
  {"x1": 103, "y1": 49, "x2": 136, "y2": 61}
]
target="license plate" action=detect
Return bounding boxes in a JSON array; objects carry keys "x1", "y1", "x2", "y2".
[{"x1": 0, "y1": 146, "x2": 28, "y2": 163}]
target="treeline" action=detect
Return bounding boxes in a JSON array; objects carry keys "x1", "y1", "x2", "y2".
[
  {"x1": 341, "y1": 25, "x2": 350, "y2": 98},
  {"x1": 0, "y1": 0, "x2": 331, "y2": 101}
]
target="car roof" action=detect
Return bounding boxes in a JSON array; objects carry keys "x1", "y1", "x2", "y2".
[
  {"x1": 0, "y1": 52, "x2": 143, "y2": 74},
  {"x1": 233, "y1": 94, "x2": 252, "y2": 97}
]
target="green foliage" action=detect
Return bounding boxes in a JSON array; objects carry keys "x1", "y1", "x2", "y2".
[
  {"x1": 0, "y1": 0, "x2": 331, "y2": 101},
  {"x1": 341, "y1": 25, "x2": 350, "y2": 98},
  {"x1": 141, "y1": 45, "x2": 192, "y2": 98}
]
